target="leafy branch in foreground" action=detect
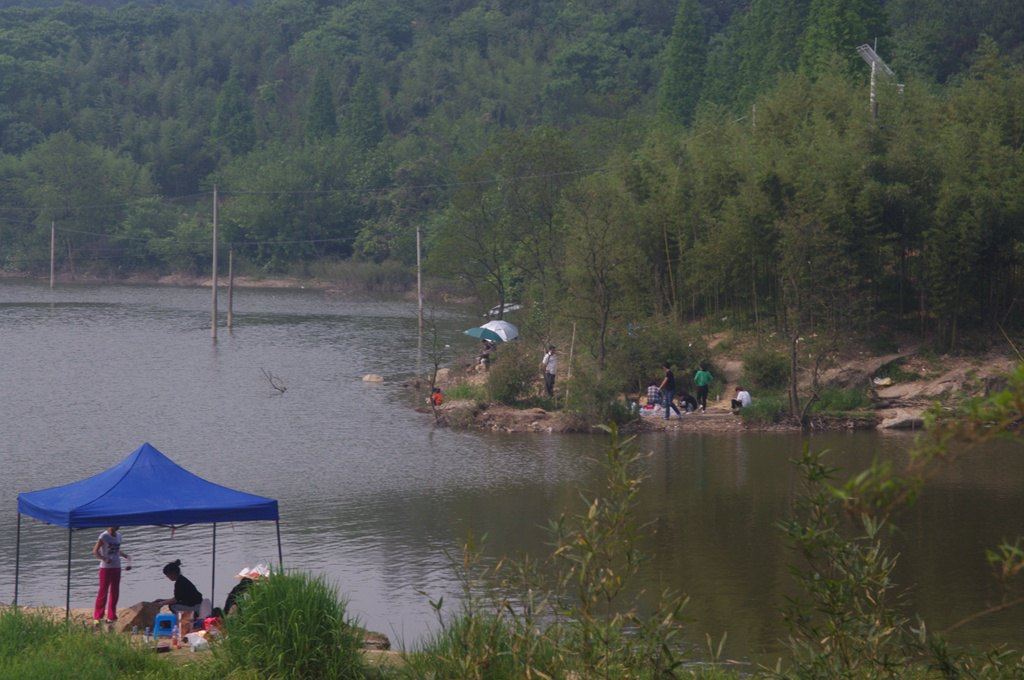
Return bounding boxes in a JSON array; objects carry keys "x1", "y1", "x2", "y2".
[
  {"x1": 407, "y1": 425, "x2": 703, "y2": 679},
  {"x1": 776, "y1": 363, "x2": 1024, "y2": 678}
]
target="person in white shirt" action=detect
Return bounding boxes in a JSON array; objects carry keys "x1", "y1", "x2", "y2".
[
  {"x1": 541, "y1": 345, "x2": 557, "y2": 397},
  {"x1": 731, "y1": 387, "x2": 752, "y2": 411},
  {"x1": 91, "y1": 525, "x2": 130, "y2": 624}
]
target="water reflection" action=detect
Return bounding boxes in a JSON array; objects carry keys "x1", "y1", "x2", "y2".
[{"x1": 0, "y1": 280, "x2": 1020, "y2": 661}]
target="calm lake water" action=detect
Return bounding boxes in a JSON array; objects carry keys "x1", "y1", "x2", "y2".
[{"x1": 0, "y1": 280, "x2": 1020, "y2": 661}]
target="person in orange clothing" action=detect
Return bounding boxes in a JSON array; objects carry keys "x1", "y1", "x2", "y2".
[{"x1": 430, "y1": 387, "x2": 444, "y2": 406}]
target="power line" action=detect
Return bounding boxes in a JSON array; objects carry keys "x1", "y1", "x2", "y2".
[{"x1": 41, "y1": 226, "x2": 356, "y2": 249}]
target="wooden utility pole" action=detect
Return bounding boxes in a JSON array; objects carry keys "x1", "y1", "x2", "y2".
[
  {"x1": 227, "y1": 248, "x2": 234, "y2": 331},
  {"x1": 416, "y1": 222, "x2": 424, "y2": 336},
  {"x1": 212, "y1": 185, "x2": 218, "y2": 340},
  {"x1": 49, "y1": 221, "x2": 55, "y2": 289}
]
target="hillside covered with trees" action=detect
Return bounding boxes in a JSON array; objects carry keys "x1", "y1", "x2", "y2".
[{"x1": 0, "y1": 0, "x2": 1022, "y2": 349}]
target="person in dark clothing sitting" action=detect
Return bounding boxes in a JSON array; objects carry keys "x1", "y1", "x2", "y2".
[
  {"x1": 155, "y1": 559, "x2": 204, "y2": 616},
  {"x1": 224, "y1": 577, "x2": 255, "y2": 615}
]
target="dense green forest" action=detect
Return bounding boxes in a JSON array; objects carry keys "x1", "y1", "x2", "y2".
[{"x1": 0, "y1": 0, "x2": 1022, "y2": 348}]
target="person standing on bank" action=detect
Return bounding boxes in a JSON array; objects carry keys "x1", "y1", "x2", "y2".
[
  {"x1": 92, "y1": 525, "x2": 130, "y2": 625},
  {"x1": 541, "y1": 345, "x2": 557, "y2": 397},
  {"x1": 660, "y1": 363, "x2": 682, "y2": 419},
  {"x1": 155, "y1": 559, "x2": 204, "y2": 616},
  {"x1": 693, "y1": 365, "x2": 713, "y2": 412}
]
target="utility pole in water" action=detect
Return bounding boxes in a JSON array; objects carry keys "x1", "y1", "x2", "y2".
[
  {"x1": 416, "y1": 222, "x2": 424, "y2": 337},
  {"x1": 212, "y1": 185, "x2": 218, "y2": 340},
  {"x1": 227, "y1": 248, "x2": 234, "y2": 331},
  {"x1": 49, "y1": 221, "x2": 55, "y2": 290}
]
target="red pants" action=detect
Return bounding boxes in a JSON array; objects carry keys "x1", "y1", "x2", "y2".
[{"x1": 93, "y1": 568, "x2": 121, "y2": 621}]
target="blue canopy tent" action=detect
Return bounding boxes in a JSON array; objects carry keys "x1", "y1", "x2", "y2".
[{"x1": 15, "y1": 443, "x2": 282, "y2": 619}]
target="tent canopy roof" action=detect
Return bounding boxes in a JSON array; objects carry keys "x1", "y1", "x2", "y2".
[{"x1": 17, "y1": 443, "x2": 278, "y2": 529}]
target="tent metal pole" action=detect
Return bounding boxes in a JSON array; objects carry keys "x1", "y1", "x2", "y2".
[
  {"x1": 65, "y1": 528, "x2": 72, "y2": 622},
  {"x1": 275, "y1": 519, "x2": 283, "y2": 571},
  {"x1": 211, "y1": 523, "x2": 216, "y2": 606},
  {"x1": 14, "y1": 512, "x2": 21, "y2": 606}
]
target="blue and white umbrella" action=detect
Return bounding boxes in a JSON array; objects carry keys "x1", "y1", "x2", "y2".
[{"x1": 464, "y1": 319, "x2": 519, "y2": 343}]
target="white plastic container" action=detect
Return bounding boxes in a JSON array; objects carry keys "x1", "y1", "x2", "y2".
[{"x1": 185, "y1": 632, "x2": 209, "y2": 651}]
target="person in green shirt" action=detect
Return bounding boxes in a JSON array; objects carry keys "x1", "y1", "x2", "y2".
[{"x1": 693, "y1": 366, "x2": 713, "y2": 412}]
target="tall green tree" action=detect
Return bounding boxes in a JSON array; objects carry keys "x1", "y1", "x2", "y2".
[
  {"x1": 305, "y1": 68, "x2": 337, "y2": 141},
  {"x1": 657, "y1": 0, "x2": 706, "y2": 126},
  {"x1": 343, "y1": 68, "x2": 384, "y2": 150},
  {"x1": 561, "y1": 174, "x2": 646, "y2": 369},
  {"x1": 211, "y1": 70, "x2": 255, "y2": 155},
  {"x1": 799, "y1": 0, "x2": 886, "y2": 77},
  {"x1": 738, "y1": 0, "x2": 810, "y2": 102}
]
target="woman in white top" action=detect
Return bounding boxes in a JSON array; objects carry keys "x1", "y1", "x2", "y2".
[{"x1": 91, "y1": 525, "x2": 130, "y2": 624}]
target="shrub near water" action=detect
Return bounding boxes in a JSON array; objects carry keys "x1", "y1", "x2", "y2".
[
  {"x1": 740, "y1": 395, "x2": 788, "y2": 424},
  {"x1": 214, "y1": 571, "x2": 367, "y2": 680},
  {"x1": 486, "y1": 342, "x2": 538, "y2": 404}
]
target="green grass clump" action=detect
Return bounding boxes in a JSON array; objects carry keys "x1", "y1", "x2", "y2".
[
  {"x1": 0, "y1": 608, "x2": 173, "y2": 679},
  {"x1": 402, "y1": 612, "x2": 552, "y2": 678},
  {"x1": 740, "y1": 395, "x2": 788, "y2": 424},
  {"x1": 811, "y1": 387, "x2": 871, "y2": 413},
  {"x1": 213, "y1": 571, "x2": 367, "y2": 680},
  {"x1": 443, "y1": 381, "x2": 486, "y2": 402}
]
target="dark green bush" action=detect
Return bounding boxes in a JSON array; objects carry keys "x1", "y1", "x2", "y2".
[
  {"x1": 214, "y1": 571, "x2": 366, "y2": 680},
  {"x1": 486, "y1": 342, "x2": 538, "y2": 404},
  {"x1": 742, "y1": 349, "x2": 790, "y2": 390},
  {"x1": 564, "y1": 368, "x2": 633, "y2": 424}
]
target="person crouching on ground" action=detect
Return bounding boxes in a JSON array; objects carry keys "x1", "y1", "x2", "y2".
[
  {"x1": 678, "y1": 388, "x2": 699, "y2": 413},
  {"x1": 92, "y1": 525, "x2": 130, "y2": 625},
  {"x1": 155, "y1": 559, "x2": 204, "y2": 616},
  {"x1": 430, "y1": 386, "x2": 444, "y2": 406},
  {"x1": 731, "y1": 386, "x2": 752, "y2": 412},
  {"x1": 646, "y1": 381, "x2": 662, "y2": 407},
  {"x1": 478, "y1": 340, "x2": 495, "y2": 370}
]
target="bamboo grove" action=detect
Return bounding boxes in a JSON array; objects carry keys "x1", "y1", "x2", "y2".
[{"x1": 0, "y1": 0, "x2": 1021, "y2": 348}]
